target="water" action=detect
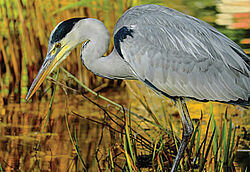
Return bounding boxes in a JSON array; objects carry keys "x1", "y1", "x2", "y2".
[
  {"x1": 1, "y1": 87, "x2": 249, "y2": 171},
  {"x1": 0, "y1": 0, "x2": 250, "y2": 171},
  {"x1": 0, "y1": 89, "x2": 133, "y2": 171}
]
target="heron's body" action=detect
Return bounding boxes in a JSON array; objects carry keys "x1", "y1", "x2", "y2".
[
  {"x1": 82, "y1": 4, "x2": 250, "y2": 105},
  {"x1": 26, "y1": 4, "x2": 250, "y2": 171}
]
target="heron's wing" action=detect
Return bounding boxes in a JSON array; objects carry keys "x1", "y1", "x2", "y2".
[{"x1": 114, "y1": 4, "x2": 250, "y2": 103}]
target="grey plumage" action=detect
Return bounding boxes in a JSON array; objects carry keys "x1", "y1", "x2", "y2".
[{"x1": 113, "y1": 4, "x2": 249, "y2": 104}]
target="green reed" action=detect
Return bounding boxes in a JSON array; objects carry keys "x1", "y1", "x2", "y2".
[
  {"x1": 27, "y1": 65, "x2": 242, "y2": 171},
  {"x1": 56, "y1": 67, "x2": 239, "y2": 171},
  {"x1": 121, "y1": 106, "x2": 238, "y2": 171},
  {"x1": 0, "y1": 161, "x2": 3, "y2": 172},
  {"x1": 65, "y1": 109, "x2": 87, "y2": 171},
  {"x1": 35, "y1": 69, "x2": 60, "y2": 150}
]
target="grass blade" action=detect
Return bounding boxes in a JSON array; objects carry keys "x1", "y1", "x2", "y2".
[
  {"x1": 124, "y1": 134, "x2": 133, "y2": 172},
  {"x1": 229, "y1": 127, "x2": 236, "y2": 166},
  {"x1": 210, "y1": 104, "x2": 219, "y2": 169},
  {"x1": 225, "y1": 119, "x2": 232, "y2": 164},
  {"x1": 189, "y1": 120, "x2": 200, "y2": 156},
  {"x1": 199, "y1": 128, "x2": 216, "y2": 171},
  {"x1": 199, "y1": 114, "x2": 212, "y2": 171},
  {"x1": 222, "y1": 118, "x2": 227, "y2": 164},
  {"x1": 125, "y1": 110, "x2": 136, "y2": 164},
  {"x1": 36, "y1": 69, "x2": 59, "y2": 150},
  {"x1": 0, "y1": 160, "x2": 3, "y2": 172},
  {"x1": 65, "y1": 112, "x2": 87, "y2": 171}
]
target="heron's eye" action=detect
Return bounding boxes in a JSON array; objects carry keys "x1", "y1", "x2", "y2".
[{"x1": 55, "y1": 43, "x2": 61, "y2": 48}]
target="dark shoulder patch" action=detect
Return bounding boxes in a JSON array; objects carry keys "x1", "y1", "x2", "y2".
[
  {"x1": 114, "y1": 26, "x2": 134, "y2": 59},
  {"x1": 51, "y1": 17, "x2": 86, "y2": 44}
]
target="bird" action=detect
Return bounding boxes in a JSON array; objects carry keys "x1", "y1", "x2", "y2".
[{"x1": 25, "y1": 4, "x2": 250, "y2": 172}]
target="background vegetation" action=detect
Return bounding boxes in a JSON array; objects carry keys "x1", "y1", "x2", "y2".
[{"x1": 0, "y1": 0, "x2": 248, "y2": 104}]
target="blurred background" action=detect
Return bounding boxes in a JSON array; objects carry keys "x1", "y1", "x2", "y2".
[
  {"x1": 0, "y1": 0, "x2": 249, "y2": 171},
  {"x1": 0, "y1": 0, "x2": 249, "y2": 103}
]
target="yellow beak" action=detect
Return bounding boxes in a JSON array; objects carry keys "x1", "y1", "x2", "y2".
[{"x1": 25, "y1": 45, "x2": 69, "y2": 101}]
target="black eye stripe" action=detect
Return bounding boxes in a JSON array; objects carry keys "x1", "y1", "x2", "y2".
[{"x1": 50, "y1": 17, "x2": 87, "y2": 44}]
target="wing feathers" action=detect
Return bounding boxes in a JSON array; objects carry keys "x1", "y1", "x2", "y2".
[{"x1": 114, "y1": 4, "x2": 250, "y2": 103}]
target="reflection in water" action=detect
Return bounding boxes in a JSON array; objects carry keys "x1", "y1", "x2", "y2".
[
  {"x1": 0, "y1": 90, "x2": 131, "y2": 171},
  {"x1": 0, "y1": 96, "x2": 106, "y2": 171},
  {"x1": 1, "y1": 89, "x2": 249, "y2": 171}
]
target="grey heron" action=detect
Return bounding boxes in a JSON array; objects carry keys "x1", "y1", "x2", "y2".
[{"x1": 26, "y1": 4, "x2": 250, "y2": 171}]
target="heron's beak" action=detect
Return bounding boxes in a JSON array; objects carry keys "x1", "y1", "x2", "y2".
[{"x1": 25, "y1": 45, "x2": 69, "y2": 101}]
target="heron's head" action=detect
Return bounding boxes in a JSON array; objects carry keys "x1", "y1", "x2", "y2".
[{"x1": 25, "y1": 17, "x2": 87, "y2": 101}]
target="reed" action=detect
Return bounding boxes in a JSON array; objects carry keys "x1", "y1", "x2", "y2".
[
  {"x1": 105, "y1": 100, "x2": 239, "y2": 171},
  {"x1": 0, "y1": 0, "x2": 141, "y2": 103},
  {"x1": 54, "y1": 67, "x2": 240, "y2": 171},
  {"x1": 0, "y1": 161, "x2": 3, "y2": 172}
]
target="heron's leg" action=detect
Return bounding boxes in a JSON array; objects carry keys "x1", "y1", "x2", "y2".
[{"x1": 171, "y1": 98, "x2": 194, "y2": 172}]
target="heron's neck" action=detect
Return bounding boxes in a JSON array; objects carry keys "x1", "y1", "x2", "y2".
[{"x1": 79, "y1": 19, "x2": 136, "y2": 80}]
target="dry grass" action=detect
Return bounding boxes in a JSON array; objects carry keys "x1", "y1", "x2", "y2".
[{"x1": 0, "y1": 0, "x2": 140, "y2": 103}]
